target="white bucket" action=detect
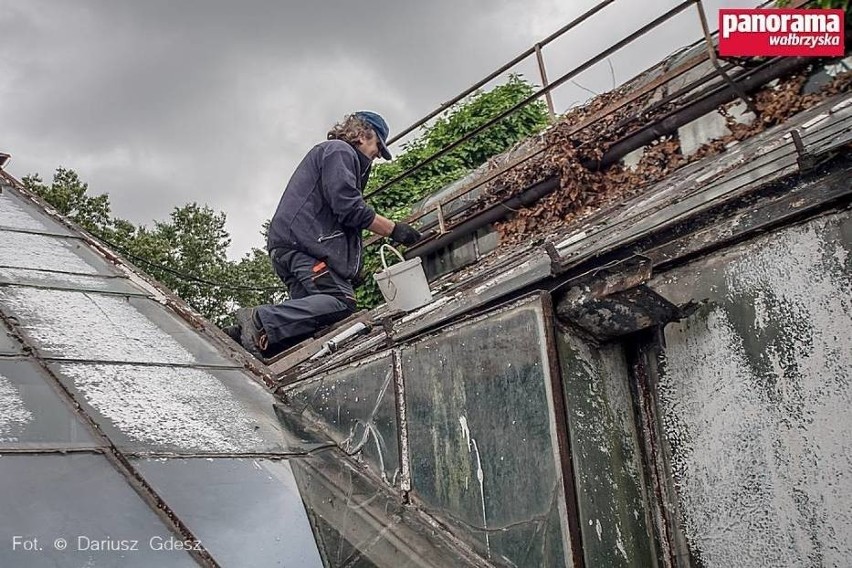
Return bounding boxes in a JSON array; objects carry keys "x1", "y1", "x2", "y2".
[{"x1": 373, "y1": 244, "x2": 432, "y2": 312}]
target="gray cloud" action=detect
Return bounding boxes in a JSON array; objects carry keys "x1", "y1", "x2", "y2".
[{"x1": 1, "y1": 0, "x2": 753, "y2": 257}]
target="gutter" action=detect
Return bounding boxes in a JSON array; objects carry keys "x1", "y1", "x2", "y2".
[{"x1": 405, "y1": 56, "x2": 813, "y2": 260}]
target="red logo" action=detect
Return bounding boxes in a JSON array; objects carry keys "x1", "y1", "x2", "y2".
[{"x1": 718, "y1": 9, "x2": 845, "y2": 57}]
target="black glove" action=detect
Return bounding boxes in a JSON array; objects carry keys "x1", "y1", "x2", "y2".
[{"x1": 390, "y1": 222, "x2": 422, "y2": 246}]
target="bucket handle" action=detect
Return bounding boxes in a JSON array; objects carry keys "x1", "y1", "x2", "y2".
[{"x1": 379, "y1": 244, "x2": 406, "y2": 270}]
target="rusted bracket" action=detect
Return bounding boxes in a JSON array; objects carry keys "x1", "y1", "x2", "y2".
[
  {"x1": 790, "y1": 129, "x2": 818, "y2": 171},
  {"x1": 436, "y1": 202, "x2": 448, "y2": 234},
  {"x1": 544, "y1": 241, "x2": 563, "y2": 274}
]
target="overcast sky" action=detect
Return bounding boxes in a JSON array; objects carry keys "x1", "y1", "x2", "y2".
[{"x1": 1, "y1": 0, "x2": 753, "y2": 258}]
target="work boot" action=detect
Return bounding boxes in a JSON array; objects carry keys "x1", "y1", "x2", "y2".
[
  {"x1": 222, "y1": 324, "x2": 241, "y2": 343},
  {"x1": 234, "y1": 307, "x2": 269, "y2": 359}
]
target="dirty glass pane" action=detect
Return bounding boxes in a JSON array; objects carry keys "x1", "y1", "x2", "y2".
[
  {"x1": 0, "y1": 287, "x2": 235, "y2": 366},
  {"x1": 134, "y1": 457, "x2": 323, "y2": 568},
  {"x1": 402, "y1": 298, "x2": 573, "y2": 567},
  {"x1": 290, "y1": 449, "x2": 486, "y2": 568},
  {"x1": 286, "y1": 354, "x2": 400, "y2": 487},
  {"x1": 0, "y1": 230, "x2": 117, "y2": 275},
  {"x1": 0, "y1": 359, "x2": 98, "y2": 449},
  {"x1": 0, "y1": 320, "x2": 23, "y2": 355},
  {"x1": 0, "y1": 188, "x2": 75, "y2": 235},
  {"x1": 51, "y1": 364, "x2": 288, "y2": 454},
  {"x1": 651, "y1": 213, "x2": 852, "y2": 567},
  {"x1": 0, "y1": 454, "x2": 198, "y2": 567},
  {"x1": 0, "y1": 266, "x2": 148, "y2": 296},
  {"x1": 556, "y1": 329, "x2": 656, "y2": 567}
]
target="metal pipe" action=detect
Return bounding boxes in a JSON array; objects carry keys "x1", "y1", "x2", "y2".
[
  {"x1": 365, "y1": 0, "x2": 696, "y2": 201},
  {"x1": 593, "y1": 56, "x2": 809, "y2": 169},
  {"x1": 385, "y1": 0, "x2": 619, "y2": 145},
  {"x1": 407, "y1": 177, "x2": 559, "y2": 258}
]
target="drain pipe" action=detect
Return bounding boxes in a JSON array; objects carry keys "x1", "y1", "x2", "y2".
[
  {"x1": 590, "y1": 56, "x2": 809, "y2": 170},
  {"x1": 407, "y1": 177, "x2": 559, "y2": 259}
]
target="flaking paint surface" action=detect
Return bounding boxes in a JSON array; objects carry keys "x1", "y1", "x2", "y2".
[
  {"x1": 0, "y1": 230, "x2": 98, "y2": 274},
  {"x1": 658, "y1": 214, "x2": 852, "y2": 567},
  {"x1": 0, "y1": 373, "x2": 33, "y2": 442},
  {"x1": 0, "y1": 191, "x2": 57, "y2": 232},
  {"x1": 0, "y1": 287, "x2": 195, "y2": 364},
  {"x1": 57, "y1": 363, "x2": 266, "y2": 452}
]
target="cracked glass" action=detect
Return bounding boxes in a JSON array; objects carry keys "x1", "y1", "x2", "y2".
[
  {"x1": 286, "y1": 354, "x2": 400, "y2": 487},
  {"x1": 290, "y1": 449, "x2": 487, "y2": 568}
]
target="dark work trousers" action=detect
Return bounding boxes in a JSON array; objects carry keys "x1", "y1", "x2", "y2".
[{"x1": 255, "y1": 249, "x2": 357, "y2": 352}]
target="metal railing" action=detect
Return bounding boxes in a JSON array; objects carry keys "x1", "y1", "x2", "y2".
[{"x1": 367, "y1": 0, "x2": 808, "y2": 249}]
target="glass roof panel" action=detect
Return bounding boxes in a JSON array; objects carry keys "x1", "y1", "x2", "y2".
[
  {"x1": 401, "y1": 297, "x2": 573, "y2": 567},
  {"x1": 52, "y1": 364, "x2": 288, "y2": 454},
  {"x1": 134, "y1": 458, "x2": 323, "y2": 567},
  {"x1": 0, "y1": 454, "x2": 198, "y2": 567},
  {"x1": 0, "y1": 229, "x2": 116, "y2": 276},
  {"x1": 0, "y1": 266, "x2": 148, "y2": 296},
  {"x1": 0, "y1": 187, "x2": 75, "y2": 236},
  {"x1": 291, "y1": 450, "x2": 487, "y2": 567},
  {"x1": 0, "y1": 287, "x2": 234, "y2": 366},
  {"x1": 287, "y1": 354, "x2": 400, "y2": 487},
  {"x1": 0, "y1": 358, "x2": 99, "y2": 449}
]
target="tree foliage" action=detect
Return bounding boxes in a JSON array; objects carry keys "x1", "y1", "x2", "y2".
[
  {"x1": 23, "y1": 169, "x2": 113, "y2": 235},
  {"x1": 358, "y1": 74, "x2": 550, "y2": 307},
  {"x1": 22, "y1": 169, "x2": 284, "y2": 327}
]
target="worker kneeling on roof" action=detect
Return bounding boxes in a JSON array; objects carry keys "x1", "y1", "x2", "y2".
[{"x1": 226, "y1": 111, "x2": 422, "y2": 359}]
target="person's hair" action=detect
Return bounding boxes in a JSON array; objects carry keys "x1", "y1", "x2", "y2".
[{"x1": 327, "y1": 115, "x2": 376, "y2": 145}]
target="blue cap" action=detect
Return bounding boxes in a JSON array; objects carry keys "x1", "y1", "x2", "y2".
[{"x1": 354, "y1": 111, "x2": 392, "y2": 160}]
